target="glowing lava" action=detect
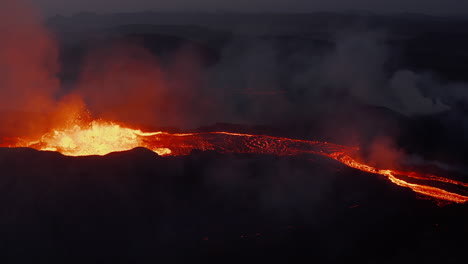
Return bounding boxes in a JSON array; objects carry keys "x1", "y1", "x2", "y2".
[
  {"x1": 2, "y1": 120, "x2": 468, "y2": 204},
  {"x1": 15, "y1": 121, "x2": 171, "y2": 156},
  {"x1": 327, "y1": 153, "x2": 468, "y2": 204}
]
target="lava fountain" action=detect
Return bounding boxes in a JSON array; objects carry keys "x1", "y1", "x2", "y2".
[{"x1": 1, "y1": 120, "x2": 467, "y2": 204}]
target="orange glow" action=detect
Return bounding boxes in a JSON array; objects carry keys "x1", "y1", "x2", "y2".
[
  {"x1": 2, "y1": 120, "x2": 467, "y2": 204},
  {"x1": 326, "y1": 153, "x2": 468, "y2": 204},
  {"x1": 14, "y1": 121, "x2": 171, "y2": 156}
]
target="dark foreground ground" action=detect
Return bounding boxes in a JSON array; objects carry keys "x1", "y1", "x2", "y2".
[{"x1": 0, "y1": 147, "x2": 466, "y2": 263}]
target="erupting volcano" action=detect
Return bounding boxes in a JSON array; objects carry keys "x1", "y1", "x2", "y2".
[
  {"x1": 2, "y1": 119, "x2": 467, "y2": 204},
  {"x1": 3, "y1": 0, "x2": 468, "y2": 262}
]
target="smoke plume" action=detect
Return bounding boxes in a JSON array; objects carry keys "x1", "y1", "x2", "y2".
[
  {"x1": 0, "y1": 0, "x2": 59, "y2": 112},
  {"x1": 0, "y1": 0, "x2": 62, "y2": 138}
]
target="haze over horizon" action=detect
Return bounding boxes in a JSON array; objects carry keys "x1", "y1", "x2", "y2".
[{"x1": 31, "y1": 0, "x2": 468, "y2": 16}]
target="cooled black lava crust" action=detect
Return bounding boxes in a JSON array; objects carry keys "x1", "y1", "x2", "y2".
[{"x1": 0, "y1": 147, "x2": 466, "y2": 263}]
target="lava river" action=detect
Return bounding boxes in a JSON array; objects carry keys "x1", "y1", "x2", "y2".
[{"x1": 2, "y1": 121, "x2": 468, "y2": 204}]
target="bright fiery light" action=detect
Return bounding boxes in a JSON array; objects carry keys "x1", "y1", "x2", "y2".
[
  {"x1": 19, "y1": 121, "x2": 171, "y2": 156},
  {"x1": 326, "y1": 153, "x2": 468, "y2": 204},
  {"x1": 2, "y1": 120, "x2": 468, "y2": 204}
]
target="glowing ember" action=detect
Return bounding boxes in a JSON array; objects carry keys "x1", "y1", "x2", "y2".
[{"x1": 2, "y1": 120, "x2": 467, "y2": 204}]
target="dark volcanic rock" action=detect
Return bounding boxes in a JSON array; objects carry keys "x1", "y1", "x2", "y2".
[{"x1": 0, "y1": 148, "x2": 466, "y2": 263}]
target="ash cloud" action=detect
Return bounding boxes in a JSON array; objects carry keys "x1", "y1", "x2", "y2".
[
  {"x1": 0, "y1": 2, "x2": 463, "y2": 136},
  {"x1": 0, "y1": 0, "x2": 61, "y2": 137},
  {"x1": 204, "y1": 29, "x2": 453, "y2": 125},
  {"x1": 2, "y1": 4, "x2": 458, "y2": 132},
  {"x1": 0, "y1": 0, "x2": 87, "y2": 138},
  {"x1": 3, "y1": 2, "x2": 468, "y2": 166},
  {"x1": 0, "y1": 0, "x2": 59, "y2": 112},
  {"x1": 73, "y1": 42, "x2": 217, "y2": 129}
]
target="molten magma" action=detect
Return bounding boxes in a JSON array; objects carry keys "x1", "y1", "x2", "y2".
[
  {"x1": 19, "y1": 121, "x2": 172, "y2": 156},
  {"x1": 3, "y1": 121, "x2": 468, "y2": 204},
  {"x1": 327, "y1": 153, "x2": 468, "y2": 204}
]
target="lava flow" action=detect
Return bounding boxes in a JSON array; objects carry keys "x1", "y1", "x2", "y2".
[{"x1": 2, "y1": 120, "x2": 468, "y2": 204}]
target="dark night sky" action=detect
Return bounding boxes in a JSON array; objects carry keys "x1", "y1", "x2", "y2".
[{"x1": 31, "y1": 0, "x2": 468, "y2": 15}]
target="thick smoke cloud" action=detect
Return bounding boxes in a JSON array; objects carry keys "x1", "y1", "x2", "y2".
[
  {"x1": 203, "y1": 30, "x2": 452, "y2": 126},
  {"x1": 75, "y1": 42, "x2": 216, "y2": 128},
  {"x1": 0, "y1": 0, "x2": 59, "y2": 112},
  {"x1": 75, "y1": 42, "x2": 166, "y2": 126},
  {"x1": 316, "y1": 31, "x2": 452, "y2": 116},
  {"x1": 206, "y1": 39, "x2": 292, "y2": 124},
  {"x1": 3, "y1": 0, "x2": 468, "y2": 159},
  {"x1": 0, "y1": 0, "x2": 62, "y2": 137},
  {"x1": 0, "y1": 0, "x2": 458, "y2": 132},
  {"x1": 389, "y1": 70, "x2": 449, "y2": 115}
]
